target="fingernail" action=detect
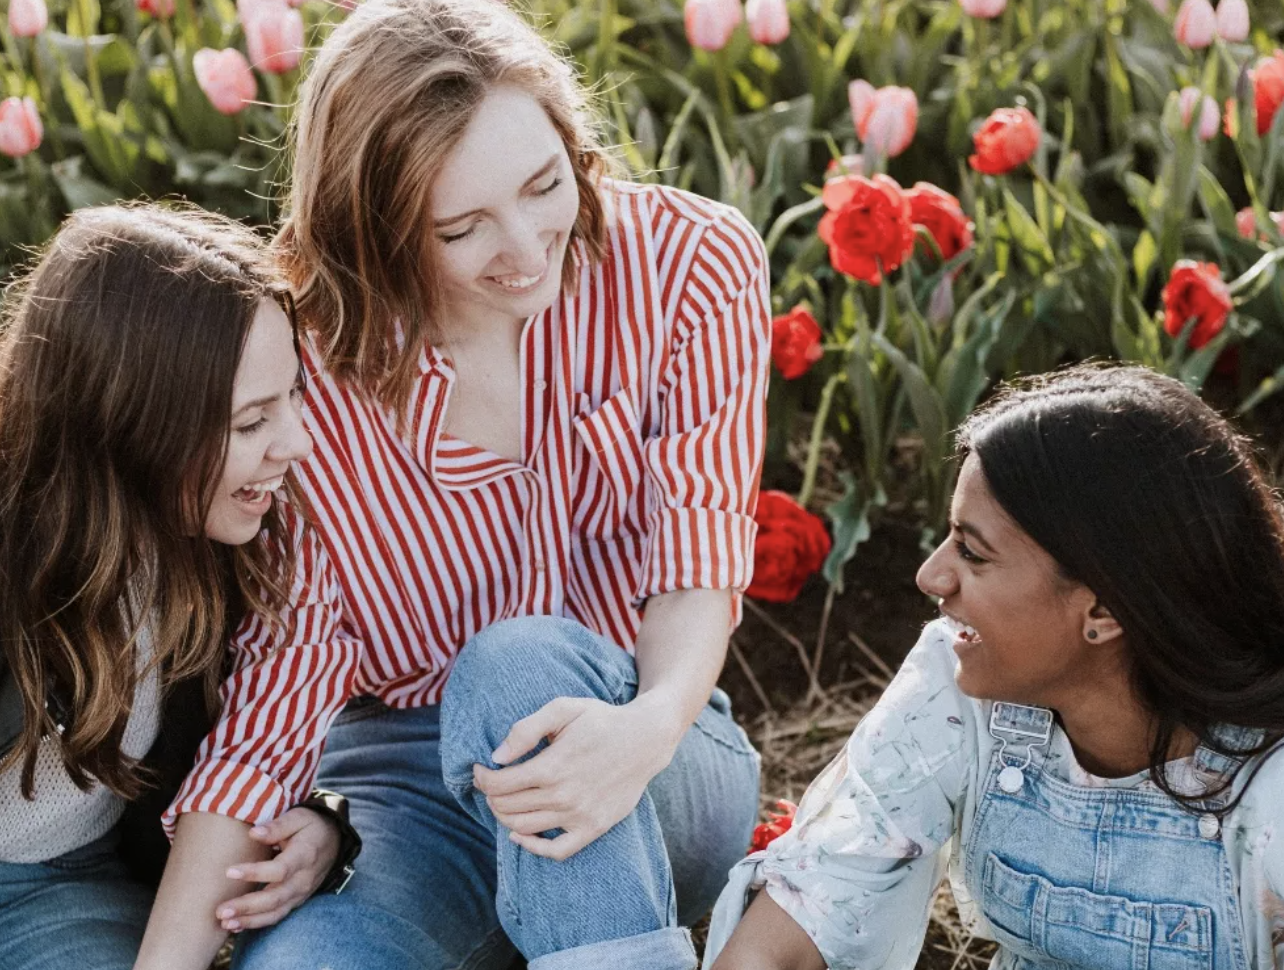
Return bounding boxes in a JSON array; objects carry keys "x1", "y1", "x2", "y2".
[
  {"x1": 509, "y1": 830, "x2": 520, "y2": 842},
  {"x1": 226, "y1": 868, "x2": 243, "y2": 880},
  {"x1": 491, "y1": 743, "x2": 511, "y2": 764},
  {"x1": 218, "y1": 908, "x2": 233, "y2": 919},
  {"x1": 250, "y1": 826, "x2": 268, "y2": 838},
  {"x1": 226, "y1": 920, "x2": 241, "y2": 932}
]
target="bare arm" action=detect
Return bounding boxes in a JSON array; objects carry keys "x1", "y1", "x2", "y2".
[
  {"x1": 133, "y1": 812, "x2": 269, "y2": 970},
  {"x1": 710, "y1": 891, "x2": 827, "y2": 970}
]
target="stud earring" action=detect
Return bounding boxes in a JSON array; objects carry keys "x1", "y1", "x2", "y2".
[{"x1": 1086, "y1": 630, "x2": 1098, "y2": 640}]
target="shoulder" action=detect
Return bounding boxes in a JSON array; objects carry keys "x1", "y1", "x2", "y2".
[{"x1": 599, "y1": 179, "x2": 768, "y2": 318}]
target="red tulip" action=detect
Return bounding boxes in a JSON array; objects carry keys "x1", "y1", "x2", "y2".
[
  {"x1": 136, "y1": 0, "x2": 176, "y2": 18},
  {"x1": 770, "y1": 307, "x2": 823, "y2": 380},
  {"x1": 8, "y1": 0, "x2": 48, "y2": 37},
  {"x1": 1174, "y1": 0, "x2": 1217, "y2": 48},
  {"x1": 968, "y1": 106, "x2": 1041, "y2": 175},
  {"x1": 193, "y1": 48, "x2": 257, "y2": 115},
  {"x1": 1162, "y1": 260, "x2": 1232, "y2": 349},
  {"x1": 0, "y1": 97, "x2": 43, "y2": 159},
  {"x1": 745, "y1": 0, "x2": 789, "y2": 44},
  {"x1": 818, "y1": 173, "x2": 916, "y2": 284},
  {"x1": 748, "y1": 800, "x2": 798, "y2": 853},
  {"x1": 746, "y1": 493, "x2": 830, "y2": 603},
  {"x1": 684, "y1": 0, "x2": 742, "y2": 52}
]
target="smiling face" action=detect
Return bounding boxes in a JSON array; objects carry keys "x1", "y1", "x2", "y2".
[
  {"x1": 202, "y1": 299, "x2": 313, "y2": 545},
  {"x1": 915, "y1": 452, "x2": 1109, "y2": 707},
  {"x1": 428, "y1": 85, "x2": 581, "y2": 335}
]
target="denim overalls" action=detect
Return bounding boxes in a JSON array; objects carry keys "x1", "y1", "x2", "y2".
[{"x1": 966, "y1": 702, "x2": 1251, "y2": 970}]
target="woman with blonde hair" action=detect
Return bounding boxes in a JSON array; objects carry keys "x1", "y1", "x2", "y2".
[
  {"x1": 210, "y1": 0, "x2": 772, "y2": 967},
  {"x1": 0, "y1": 204, "x2": 359, "y2": 970}
]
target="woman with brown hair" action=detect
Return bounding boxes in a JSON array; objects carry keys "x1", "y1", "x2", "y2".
[
  {"x1": 0, "y1": 203, "x2": 358, "y2": 970},
  {"x1": 191, "y1": 0, "x2": 771, "y2": 967}
]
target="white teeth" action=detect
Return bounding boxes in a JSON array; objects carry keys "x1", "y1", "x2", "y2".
[
  {"x1": 942, "y1": 615, "x2": 980, "y2": 639},
  {"x1": 236, "y1": 476, "x2": 285, "y2": 500},
  {"x1": 495, "y1": 271, "x2": 542, "y2": 289}
]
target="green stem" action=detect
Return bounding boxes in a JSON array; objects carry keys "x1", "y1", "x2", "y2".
[
  {"x1": 595, "y1": 0, "x2": 617, "y2": 80},
  {"x1": 798, "y1": 371, "x2": 844, "y2": 508},
  {"x1": 713, "y1": 48, "x2": 734, "y2": 133},
  {"x1": 77, "y1": 0, "x2": 106, "y2": 106}
]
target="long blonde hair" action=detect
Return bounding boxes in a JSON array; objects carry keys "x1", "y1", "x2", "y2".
[
  {"x1": 278, "y1": 0, "x2": 612, "y2": 412},
  {"x1": 0, "y1": 204, "x2": 300, "y2": 799}
]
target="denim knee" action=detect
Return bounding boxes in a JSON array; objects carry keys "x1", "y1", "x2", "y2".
[{"x1": 439, "y1": 616, "x2": 635, "y2": 795}]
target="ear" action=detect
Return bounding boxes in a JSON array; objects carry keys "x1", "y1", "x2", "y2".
[{"x1": 1082, "y1": 598, "x2": 1123, "y2": 645}]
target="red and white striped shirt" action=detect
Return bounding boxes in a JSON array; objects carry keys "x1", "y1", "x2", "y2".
[{"x1": 166, "y1": 181, "x2": 771, "y2": 830}]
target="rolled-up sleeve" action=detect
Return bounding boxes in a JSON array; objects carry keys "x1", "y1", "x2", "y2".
[
  {"x1": 708, "y1": 625, "x2": 976, "y2": 969},
  {"x1": 634, "y1": 204, "x2": 771, "y2": 624},
  {"x1": 163, "y1": 519, "x2": 361, "y2": 837}
]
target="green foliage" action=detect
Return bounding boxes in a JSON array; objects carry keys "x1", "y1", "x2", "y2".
[{"x1": 4, "y1": 0, "x2": 1284, "y2": 586}]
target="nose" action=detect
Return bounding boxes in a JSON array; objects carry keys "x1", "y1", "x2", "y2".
[
  {"x1": 267, "y1": 403, "x2": 313, "y2": 464},
  {"x1": 499, "y1": 214, "x2": 550, "y2": 277},
  {"x1": 915, "y1": 538, "x2": 957, "y2": 600}
]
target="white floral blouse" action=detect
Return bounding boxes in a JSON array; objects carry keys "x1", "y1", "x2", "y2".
[{"x1": 706, "y1": 620, "x2": 1284, "y2": 969}]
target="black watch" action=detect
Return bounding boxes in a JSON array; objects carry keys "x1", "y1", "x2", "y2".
[{"x1": 295, "y1": 788, "x2": 362, "y2": 895}]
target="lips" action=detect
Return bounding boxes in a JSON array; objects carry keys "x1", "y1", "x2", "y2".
[
  {"x1": 941, "y1": 611, "x2": 981, "y2": 643},
  {"x1": 233, "y1": 474, "x2": 284, "y2": 504}
]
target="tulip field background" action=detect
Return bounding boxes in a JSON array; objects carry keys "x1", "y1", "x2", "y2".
[{"x1": 7, "y1": 0, "x2": 1284, "y2": 964}]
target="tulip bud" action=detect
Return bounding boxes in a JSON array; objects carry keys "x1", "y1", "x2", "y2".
[
  {"x1": 0, "y1": 97, "x2": 43, "y2": 159},
  {"x1": 193, "y1": 48, "x2": 257, "y2": 115},
  {"x1": 8, "y1": 0, "x2": 48, "y2": 37},
  {"x1": 745, "y1": 0, "x2": 789, "y2": 44},
  {"x1": 861, "y1": 86, "x2": 918, "y2": 159},
  {"x1": 1148, "y1": 0, "x2": 1170, "y2": 14},
  {"x1": 684, "y1": 0, "x2": 742, "y2": 52},
  {"x1": 136, "y1": 0, "x2": 176, "y2": 18},
  {"x1": 1178, "y1": 87, "x2": 1221, "y2": 140},
  {"x1": 958, "y1": 0, "x2": 1006, "y2": 18},
  {"x1": 847, "y1": 79, "x2": 876, "y2": 134},
  {"x1": 1174, "y1": 0, "x2": 1217, "y2": 48},
  {"x1": 1215, "y1": 0, "x2": 1249, "y2": 41},
  {"x1": 243, "y1": 1, "x2": 305, "y2": 74}
]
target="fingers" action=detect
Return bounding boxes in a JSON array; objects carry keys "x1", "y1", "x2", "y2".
[
  {"x1": 216, "y1": 882, "x2": 303, "y2": 932},
  {"x1": 226, "y1": 858, "x2": 290, "y2": 885},
  {"x1": 486, "y1": 786, "x2": 561, "y2": 815},
  {"x1": 509, "y1": 829, "x2": 589, "y2": 862},
  {"x1": 474, "y1": 753, "x2": 549, "y2": 797},
  {"x1": 493, "y1": 810, "x2": 564, "y2": 837},
  {"x1": 248, "y1": 807, "x2": 313, "y2": 845},
  {"x1": 492, "y1": 697, "x2": 584, "y2": 765}
]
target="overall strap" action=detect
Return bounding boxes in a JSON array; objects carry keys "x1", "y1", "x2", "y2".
[{"x1": 988, "y1": 702, "x2": 1054, "y2": 793}]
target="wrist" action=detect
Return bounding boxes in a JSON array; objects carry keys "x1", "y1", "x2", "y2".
[
  {"x1": 295, "y1": 789, "x2": 362, "y2": 895},
  {"x1": 627, "y1": 689, "x2": 689, "y2": 766}
]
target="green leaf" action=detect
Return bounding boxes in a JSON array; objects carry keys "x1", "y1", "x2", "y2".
[
  {"x1": 872, "y1": 331, "x2": 947, "y2": 468},
  {"x1": 821, "y1": 475, "x2": 885, "y2": 591},
  {"x1": 1003, "y1": 188, "x2": 1055, "y2": 272},
  {"x1": 49, "y1": 155, "x2": 119, "y2": 209}
]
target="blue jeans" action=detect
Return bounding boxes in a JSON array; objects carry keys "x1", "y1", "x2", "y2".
[
  {"x1": 235, "y1": 616, "x2": 761, "y2": 970},
  {"x1": 0, "y1": 828, "x2": 153, "y2": 970}
]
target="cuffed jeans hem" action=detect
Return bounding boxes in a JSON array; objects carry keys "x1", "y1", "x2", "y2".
[{"x1": 525, "y1": 928, "x2": 697, "y2": 970}]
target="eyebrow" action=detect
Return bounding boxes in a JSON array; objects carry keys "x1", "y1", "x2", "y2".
[
  {"x1": 232, "y1": 393, "x2": 282, "y2": 417},
  {"x1": 433, "y1": 154, "x2": 561, "y2": 227},
  {"x1": 955, "y1": 519, "x2": 999, "y2": 557}
]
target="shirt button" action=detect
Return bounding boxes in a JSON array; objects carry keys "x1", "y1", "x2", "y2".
[
  {"x1": 534, "y1": 379, "x2": 548, "y2": 391},
  {"x1": 1198, "y1": 814, "x2": 1220, "y2": 839},
  {"x1": 534, "y1": 559, "x2": 546, "y2": 572}
]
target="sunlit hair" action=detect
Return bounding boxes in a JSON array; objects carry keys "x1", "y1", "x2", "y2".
[
  {"x1": 0, "y1": 203, "x2": 301, "y2": 799},
  {"x1": 277, "y1": 0, "x2": 612, "y2": 412},
  {"x1": 958, "y1": 362, "x2": 1284, "y2": 813}
]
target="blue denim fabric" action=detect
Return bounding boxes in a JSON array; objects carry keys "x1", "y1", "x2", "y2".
[
  {"x1": 969, "y1": 703, "x2": 1250, "y2": 970},
  {"x1": 234, "y1": 615, "x2": 760, "y2": 970},
  {"x1": 0, "y1": 828, "x2": 152, "y2": 970}
]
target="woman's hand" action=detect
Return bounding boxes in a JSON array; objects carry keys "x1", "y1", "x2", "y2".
[
  {"x1": 473, "y1": 694, "x2": 677, "y2": 862},
  {"x1": 215, "y1": 807, "x2": 341, "y2": 931}
]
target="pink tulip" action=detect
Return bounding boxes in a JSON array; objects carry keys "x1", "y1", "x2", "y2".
[
  {"x1": 684, "y1": 0, "x2": 742, "y2": 52},
  {"x1": 0, "y1": 97, "x2": 43, "y2": 158},
  {"x1": 1215, "y1": 0, "x2": 1249, "y2": 41},
  {"x1": 8, "y1": 0, "x2": 48, "y2": 37},
  {"x1": 860, "y1": 86, "x2": 918, "y2": 158},
  {"x1": 193, "y1": 48, "x2": 257, "y2": 115},
  {"x1": 243, "y1": 2, "x2": 305, "y2": 74},
  {"x1": 959, "y1": 0, "x2": 1006, "y2": 18},
  {"x1": 1148, "y1": 0, "x2": 1170, "y2": 13},
  {"x1": 136, "y1": 0, "x2": 176, "y2": 18},
  {"x1": 848, "y1": 79, "x2": 876, "y2": 133},
  {"x1": 1178, "y1": 87, "x2": 1220, "y2": 140},
  {"x1": 745, "y1": 0, "x2": 789, "y2": 44},
  {"x1": 1174, "y1": 0, "x2": 1217, "y2": 47}
]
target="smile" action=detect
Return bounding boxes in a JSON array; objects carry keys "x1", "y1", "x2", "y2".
[
  {"x1": 233, "y1": 475, "x2": 285, "y2": 504},
  {"x1": 941, "y1": 612, "x2": 981, "y2": 643},
  {"x1": 487, "y1": 240, "x2": 556, "y2": 294}
]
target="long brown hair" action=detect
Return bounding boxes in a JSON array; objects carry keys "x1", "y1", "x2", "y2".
[
  {"x1": 0, "y1": 203, "x2": 299, "y2": 799},
  {"x1": 277, "y1": 0, "x2": 613, "y2": 413}
]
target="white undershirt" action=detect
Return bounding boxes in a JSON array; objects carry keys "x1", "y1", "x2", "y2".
[{"x1": 0, "y1": 624, "x2": 161, "y2": 864}]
